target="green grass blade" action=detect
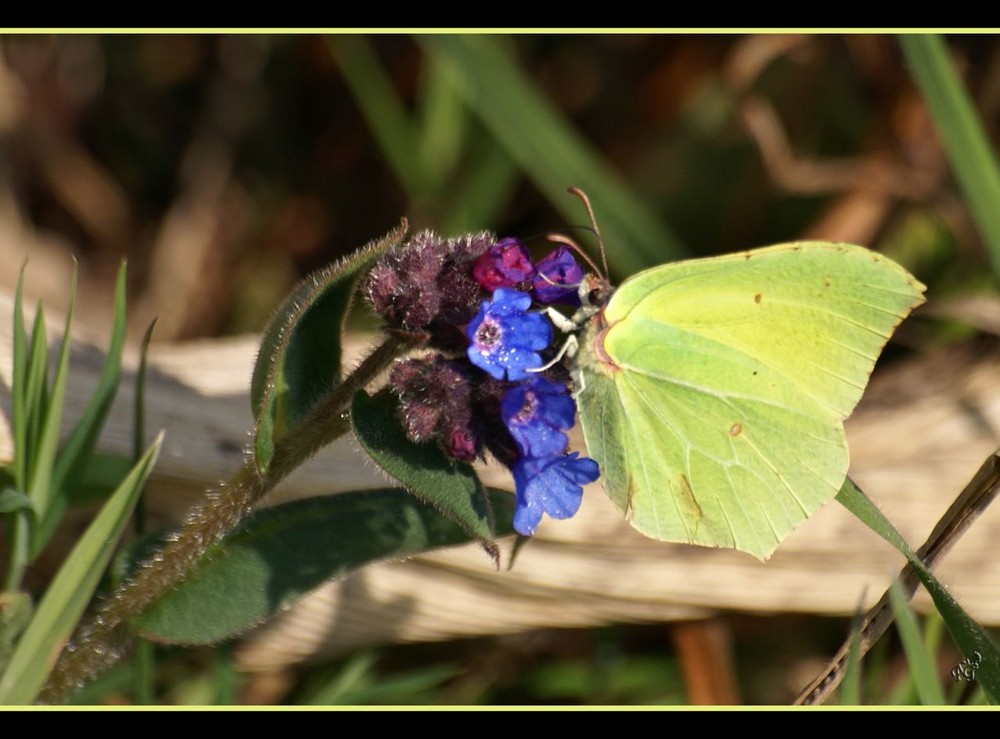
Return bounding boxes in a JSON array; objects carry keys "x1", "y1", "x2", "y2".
[
  {"x1": 6, "y1": 270, "x2": 31, "y2": 591},
  {"x1": 327, "y1": 36, "x2": 430, "y2": 196},
  {"x1": 300, "y1": 651, "x2": 379, "y2": 705},
  {"x1": 439, "y1": 141, "x2": 521, "y2": 235},
  {"x1": 24, "y1": 267, "x2": 77, "y2": 558},
  {"x1": 33, "y1": 265, "x2": 127, "y2": 557},
  {"x1": 839, "y1": 607, "x2": 864, "y2": 705},
  {"x1": 899, "y1": 34, "x2": 1000, "y2": 276},
  {"x1": 0, "y1": 592, "x2": 32, "y2": 672},
  {"x1": 132, "y1": 318, "x2": 157, "y2": 705},
  {"x1": 22, "y1": 268, "x2": 77, "y2": 560},
  {"x1": 420, "y1": 34, "x2": 686, "y2": 276},
  {"x1": 49, "y1": 264, "x2": 127, "y2": 500},
  {"x1": 23, "y1": 306, "x2": 50, "y2": 489},
  {"x1": 837, "y1": 478, "x2": 1000, "y2": 704},
  {"x1": 11, "y1": 266, "x2": 28, "y2": 491},
  {"x1": 889, "y1": 579, "x2": 947, "y2": 704},
  {"x1": 0, "y1": 434, "x2": 162, "y2": 705},
  {"x1": 133, "y1": 317, "x2": 157, "y2": 538},
  {"x1": 416, "y1": 56, "x2": 468, "y2": 190}
]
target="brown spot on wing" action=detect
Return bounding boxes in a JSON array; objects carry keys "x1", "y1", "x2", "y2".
[
  {"x1": 729, "y1": 423, "x2": 743, "y2": 436},
  {"x1": 678, "y1": 474, "x2": 703, "y2": 524}
]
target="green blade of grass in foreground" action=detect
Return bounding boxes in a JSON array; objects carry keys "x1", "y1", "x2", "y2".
[
  {"x1": 888, "y1": 579, "x2": 947, "y2": 704},
  {"x1": 34, "y1": 264, "x2": 128, "y2": 557},
  {"x1": 899, "y1": 34, "x2": 1000, "y2": 277},
  {"x1": 836, "y1": 478, "x2": 999, "y2": 704},
  {"x1": 0, "y1": 435, "x2": 162, "y2": 705},
  {"x1": 839, "y1": 604, "x2": 865, "y2": 705}
]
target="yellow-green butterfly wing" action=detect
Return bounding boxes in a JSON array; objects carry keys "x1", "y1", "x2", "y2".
[{"x1": 575, "y1": 242, "x2": 926, "y2": 560}]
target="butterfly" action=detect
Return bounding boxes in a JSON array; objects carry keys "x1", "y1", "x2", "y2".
[{"x1": 564, "y1": 190, "x2": 926, "y2": 560}]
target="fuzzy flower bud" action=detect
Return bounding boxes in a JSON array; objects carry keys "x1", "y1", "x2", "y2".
[
  {"x1": 390, "y1": 355, "x2": 479, "y2": 460},
  {"x1": 366, "y1": 230, "x2": 494, "y2": 350}
]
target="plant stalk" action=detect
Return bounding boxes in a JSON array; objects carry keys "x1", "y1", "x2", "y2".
[{"x1": 38, "y1": 333, "x2": 412, "y2": 704}]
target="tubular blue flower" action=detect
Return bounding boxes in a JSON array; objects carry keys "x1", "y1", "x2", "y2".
[
  {"x1": 501, "y1": 375, "x2": 577, "y2": 458},
  {"x1": 512, "y1": 452, "x2": 601, "y2": 536},
  {"x1": 466, "y1": 288, "x2": 552, "y2": 381},
  {"x1": 472, "y1": 237, "x2": 536, "y2": 292},
  {"x1": 532, "y1": 246, "x2": 585, "y2": 305}
]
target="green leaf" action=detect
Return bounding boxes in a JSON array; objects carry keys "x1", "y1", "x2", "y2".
[
  {"x1": 251, "y1": 220, "x2": 408, "y2": 474},
  {"x1": 0, "y1": 435, "x2": 162, "y2": 705},
  {"x1": 34, "y1": 264, "x2": 127, "y2": 557},
  {"x1": 837, "y1": 479, "x2": 1000, "y2": 704},
  {"x1": 889, "y1": 579, "x2": 947, "y2": 704},
  {"x1": 899, "y1": 35, "x2": 1000, "y2": 277},
  {"x1": 351, "y1": 389, "x2": 499, "y2": 547},
  {"x1": 419, "y1": 34, "x2": 685, "y2": 276},
  {"x1": 127, "y1": 488, "x2": 515, "y2": 645}
]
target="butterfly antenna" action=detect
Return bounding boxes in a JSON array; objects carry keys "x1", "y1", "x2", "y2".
[
  {"x1": 568, "y1": 186, "x2": 610, "y2": 280},
  {"x1": 544, "y1": 232, "x2": 603, "y2": 279}
]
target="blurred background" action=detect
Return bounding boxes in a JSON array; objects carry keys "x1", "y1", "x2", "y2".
[
  {"x1": 1, "y1": 32, "x2": 998, "y2": 705},
  {"x1": 4, "y1": 33, "x2": 991, "y2": 342}
]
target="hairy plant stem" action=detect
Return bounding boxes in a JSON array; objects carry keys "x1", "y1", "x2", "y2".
[{"x1": 38, "y1": 334, "x2": 413, "y2": 704}]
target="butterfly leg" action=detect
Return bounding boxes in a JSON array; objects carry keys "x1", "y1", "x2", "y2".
[{"x1": 543, "y1": 306, "x2": 579, "y2": 334}]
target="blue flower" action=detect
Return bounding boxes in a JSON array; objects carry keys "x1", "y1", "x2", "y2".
[
  {"x1": 532, "y1": 246, "x2": 585, "y2": 305},
  {"x1": 501, "y1": 375, "x2": 577, "y2": 458},
  {"x1": 472, "y1": 237, "x2": 536, "y2": 292},
  {"x1": 512, "y1": 453, "x2": 601, "y2": 536},
  {"x1": 466, "y1": 288, "x2": 552, "y2": 381}
]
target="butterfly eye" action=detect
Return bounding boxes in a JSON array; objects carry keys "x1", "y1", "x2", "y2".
[{"x1": 583, "y1": 278, "x2": 611, "y2": 309}]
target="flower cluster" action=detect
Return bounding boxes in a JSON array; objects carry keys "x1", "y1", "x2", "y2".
[
  {"x1": 367, "y1": 231, "x2": 598, "y2": 536},
  {"x1": 467, "y1": 239, "x2": 598, "y2": 535}
]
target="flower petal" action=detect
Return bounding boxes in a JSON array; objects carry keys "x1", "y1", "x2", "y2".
[
  {"x1": 472, "y1": 237, "x2": 537, "y2": 292},
  {"x1": 466, "y1": 289, "x2": 552, "y2": 381},
  {"x1": 533, "y1": 246, "x2": 585, "y2": 305},
  {"x1": 512, "y1": 452, "x2": 600, "y2": 535}
]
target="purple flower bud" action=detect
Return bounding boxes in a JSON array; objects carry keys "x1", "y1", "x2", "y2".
[
  {"x1": 472, "y1": 237, "x2": 537, "y2": 292},
  {"x1": 532, "y1": 246, "x2": 585, "y2": 305},
  {"x1": 390, "y1": 356, "x2": 479, "y2": 460},
  {"x1": 466, "y1": 288, "x2": 552, "y2": 381},
  {"x1": 443, "y1": 426, "x2": 477, "y2": 462},
  {"x1": 366, "y1": 230, "x2": 494, "y2": 349},
  {"x1": 512, "y1": 452, "x2": 600, "y2": 536}
]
